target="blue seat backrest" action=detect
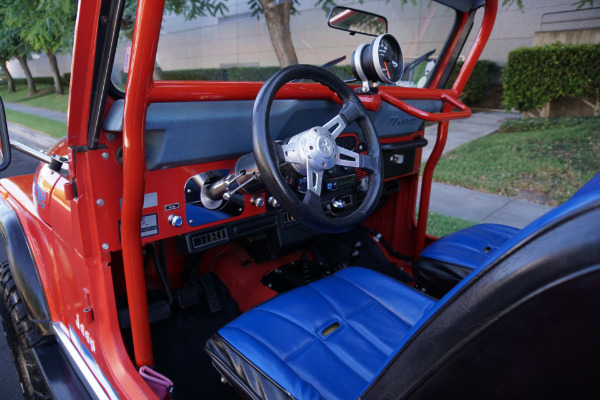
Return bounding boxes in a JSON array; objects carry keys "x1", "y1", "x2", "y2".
[{"x1": 569, "y1": 172, "x2": 600, "y2": 201}]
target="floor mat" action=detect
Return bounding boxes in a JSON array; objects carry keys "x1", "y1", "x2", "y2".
[{"x1": 150, "y1": 275, "x2": 240, "y2": 399}]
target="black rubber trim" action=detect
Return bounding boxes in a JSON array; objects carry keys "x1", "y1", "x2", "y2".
[
  {"x1": 87, "y1": 0, "x2": 125, "y2": 149},
  {"x1": 0, "y1": 197, "x2": 51, "y2": 335},
  {"x1": 35, "y1": 342, "x2": 93, "y2": 400}
]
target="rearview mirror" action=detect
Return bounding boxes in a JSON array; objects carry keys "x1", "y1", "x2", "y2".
[
  {"x1": 327, "y1": 6, "x2": 387, "y2": 37},
  {"x1": 0, "y1": 98, "x2": 12, "y2": 172}
]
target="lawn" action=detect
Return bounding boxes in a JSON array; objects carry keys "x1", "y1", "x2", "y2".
[
  {"x1": 1, "y1": 85, "x2": 69, "y2": 113},
  {"x1": 5, "y1": 109, "x2": 67, "y2": 139},
  {"x1": 432, "y1": 117, "x2": 600, "y2": 206},
  {"x1": 426, "y1": 211, "x2": 477, "y2": 238}
]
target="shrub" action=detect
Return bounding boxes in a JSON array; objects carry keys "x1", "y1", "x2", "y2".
[
  {"x1": 11, "y1": 73, "x2": 71, "y2": 87},
  {"x1": 162, "y1": 68, "x2": 228, "y2": 81},
  {"x1": 445, "y1": 60, "x2": 497, "y2": 105},
  {"x1": 162, "y1": 65, "x2": 354, "y2": 83},
  {"x1": 503, "y1": 42, "x2": 600, "y2": 116}
]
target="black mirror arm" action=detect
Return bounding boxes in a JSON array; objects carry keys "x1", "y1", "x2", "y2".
[{"x1": 0, "y1": 98, "x2": 11, "y2": 172}]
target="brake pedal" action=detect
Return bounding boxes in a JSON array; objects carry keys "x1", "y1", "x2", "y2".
[{"x1": 176, "y1": 286, "x2": 201, "y2": 309}]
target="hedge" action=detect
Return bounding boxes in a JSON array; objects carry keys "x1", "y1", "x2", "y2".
[
  {"x1": 161, "y1": 65, "x2": 354, "y2": 82},
  {"x1": 445, "y1": 59, "x2": 497, "y2": 105},
  {"x1": 7, "y1": 73, "x2": 71, "y2": 87},
  {"x1": 503, "y1": 42, "x2": 600, "y2": 115}
]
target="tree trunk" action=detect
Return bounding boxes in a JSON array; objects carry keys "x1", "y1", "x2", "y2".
[
  {"x1": 1, "y1": 61, "x2": 16, "y2": 93},
  {"x1": 259, "y1": 0, "x2": 298, "y2": 67},
  {"x1": 16, "y1": 56, "x2": 36, "y2": 96},
  {"x1": 45, "y1": 50, "x2": 64, "y2": 96},
  {"x1": 153, "y1": 62, "x2": 166, "y2": 80}
]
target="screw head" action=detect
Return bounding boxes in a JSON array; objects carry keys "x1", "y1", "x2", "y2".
[
  {"x1": 96, "y1": 199, "x2": 105, "y2": 206},
  {"x1": 101, "y1": 243, "x2": 109, "y2": 250},
  {"x1": 102, "y1": 152, "x2": 109, "y2": 160}
]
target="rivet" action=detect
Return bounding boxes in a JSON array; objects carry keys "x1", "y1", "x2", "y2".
[
  {"x1": 102, "y1": 152, "x2": 109, "y2": 159},
  {"x1": 101, "y1": 243, "x2": 109, "y2": 250},
  {"x1": 96, "y1": 199, "x2": 105, "y2": 206}
]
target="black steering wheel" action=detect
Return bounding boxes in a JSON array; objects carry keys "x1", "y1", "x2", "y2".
[{"x1": 252, "y1": 64, "x2": 383, "y2": 233}]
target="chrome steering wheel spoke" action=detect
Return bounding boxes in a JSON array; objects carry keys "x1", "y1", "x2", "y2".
[
  {"x1": 322, "y1": 114, "x2": 347, "y2": 140},
  {"x1": 305, "y1": 162, "x2": 324, "y2": 197},
  {"x1": 335, "y1": 147, "x2": 377, "y2": 173}
]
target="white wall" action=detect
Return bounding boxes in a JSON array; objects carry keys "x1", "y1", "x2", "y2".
[{"x1": 7, "y1": 0, "x2": 597, "y2": 79}]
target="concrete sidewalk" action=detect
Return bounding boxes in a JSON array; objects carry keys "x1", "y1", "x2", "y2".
[
  {"x1": 4, "y1": 102, "x2": 68, "y2": 123},
  {"x1": 3, "y1": 104, "x2": 555, "y2": 229},
  {"x1": 7, "y1": 122, "x2": 60, "y2": 151}
]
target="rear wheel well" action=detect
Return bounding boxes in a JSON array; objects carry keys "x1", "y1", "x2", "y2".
[{"x1": 0, "y1": 261, "x2": 52, "y2": 399}]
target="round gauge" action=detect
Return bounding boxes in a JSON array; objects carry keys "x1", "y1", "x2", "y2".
[{"x1": 351, "y1": 33, "x2": 403, "y2": 84}]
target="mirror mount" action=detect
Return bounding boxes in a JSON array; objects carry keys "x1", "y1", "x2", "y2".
[
  {"x1": 0, "y1": 96, "x2": 67, "y2": 175},
  {"x1": 327, "y1": 6, "x2": 388, "y2": 37},
  {"x1": 0, "y1": 98, "x2": 12, "y2": 172}
]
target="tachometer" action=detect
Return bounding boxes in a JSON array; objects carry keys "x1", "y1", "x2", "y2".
[{"x1": 351, "y1": 33, "x2": 403, "y2": 85}]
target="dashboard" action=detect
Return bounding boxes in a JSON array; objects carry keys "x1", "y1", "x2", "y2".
[{"x1": 99, "y1": 97, "x2": 433, "y2": 254}]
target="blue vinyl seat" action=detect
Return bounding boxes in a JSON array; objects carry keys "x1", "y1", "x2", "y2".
[
  {"x1": 206, "y1": 183, "x2": 600, "y2": 399},
  {"x1": 413, "y1": 172, "x2": 600, "y2": 297}
]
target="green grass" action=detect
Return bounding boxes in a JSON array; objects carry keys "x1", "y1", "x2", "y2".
[
  {"x1": 5, "y1": 109, "x2": 66, "y2": 139},
  {"x1": 423, "y1": 211, "x2": 477, "y2": 238},
  {"x1": 1, "y1": 85, "x2": 69, "y2": 113},
  {"x1": 432, "y1": 118, "x2": 600, "y2": 206}
]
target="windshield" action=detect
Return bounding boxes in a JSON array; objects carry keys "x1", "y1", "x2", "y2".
[{"x1": 111, "y1": 1, "x2": 457, "y2": 90}]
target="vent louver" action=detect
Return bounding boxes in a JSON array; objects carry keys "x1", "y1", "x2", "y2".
[{"x1": 191, "y1": 228, "x2": 229, "y2": 250}]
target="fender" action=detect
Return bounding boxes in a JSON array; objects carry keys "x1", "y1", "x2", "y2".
[{"x1": 0, "y1": 197, "x2": 52, "y2": 335}]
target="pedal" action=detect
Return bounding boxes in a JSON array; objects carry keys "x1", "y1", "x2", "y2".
[
  {"x1": 117, "y1": 300, "x2": 171, "y2": 329},
  {"x1": 148, "y1": 300, "x2": 171, "y2": 324},
  {"x1": 200, "y1": 273, "x2": 223, "y2": 313},
  {"x1": 176, "y1": 286, "x2": 201, "y2": 309}
]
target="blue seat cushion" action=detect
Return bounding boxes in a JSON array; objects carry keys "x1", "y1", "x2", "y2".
[
  {"x1": 413, "y1": 223, "x2": 520, "y2": 297},
  {"x1": 205, "y1": 267, "x2": 436, "y2": 400},
  {"x1": 420, "y1": 223, "x2": 520, "y2": 270}
]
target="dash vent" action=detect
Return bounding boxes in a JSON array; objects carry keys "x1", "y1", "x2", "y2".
[{"x1": 191, "y1": 228, "x2": 229, "y2": 250}]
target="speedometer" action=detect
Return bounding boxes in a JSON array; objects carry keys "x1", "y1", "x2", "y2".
[{"x1": 351, "y1": 33, "x2": 403, "y2": 84}]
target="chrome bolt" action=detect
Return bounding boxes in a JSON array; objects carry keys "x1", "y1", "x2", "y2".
[
  {"x1": 250, "y1": 197, "x2": 264, "y2": 207},
  {"x1": 102, "y1": 152, "x2": 109, "y2": 160},
  {"x1": 101, "y1": 243, "x2": 109, "y2": 250},
  {"x1": 96, "y1": 199, "x2": 105, "y2": 206}
]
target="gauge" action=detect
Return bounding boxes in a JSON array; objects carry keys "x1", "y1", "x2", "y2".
[{"x1": 351, "y1": 33, "x2": 403, "y2": 84}]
